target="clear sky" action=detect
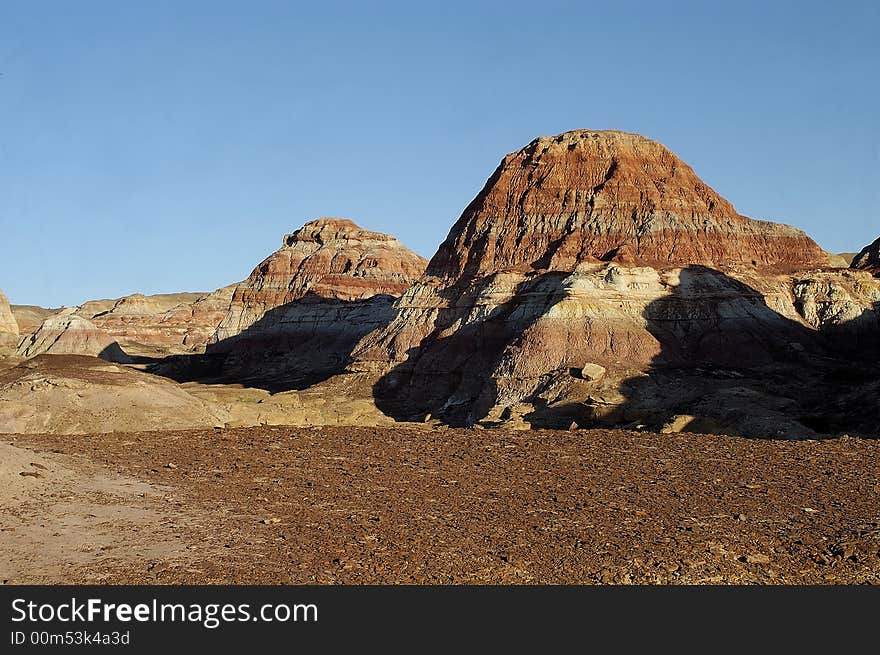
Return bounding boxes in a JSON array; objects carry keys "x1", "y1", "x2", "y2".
[{"x1": 1, "y1": 1, "x2": 878, "y2": 307}]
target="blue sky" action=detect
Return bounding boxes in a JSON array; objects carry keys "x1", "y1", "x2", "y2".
[{"x1": 1, "y1": 0, "x2": 878, "y2": 307}]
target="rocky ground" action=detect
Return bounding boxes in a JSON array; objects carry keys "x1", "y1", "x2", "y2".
[{"x1": 2, "y1": 426, "x2": 878, "y2": 584}]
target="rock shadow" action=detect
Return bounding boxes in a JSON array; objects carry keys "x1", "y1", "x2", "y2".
[
  {"x1": 96, "y1": 342, "x2": 155, "y2": 365},
  {"x1": 372, "y1": 272, "x2": 570, "y2": 425},
  {"x1": 149, "y1": 292, "x2": 398, "y2": 392},
  {"x1": 372, "y1": 265, "x2": 879, "y2": 438},
  {"x1": 610, "y1": 266, "x2": 880, "y2": 439}
]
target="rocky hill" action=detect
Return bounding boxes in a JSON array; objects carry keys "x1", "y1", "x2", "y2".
[
  {"x1": 212, "y1": 218, "x2": 427, "y2": 345},
  {"x1": 15, "y1": 308, "x2": 130, "y2": 361},
  {"x1": 427, "y1": 130, "x2": 830, "y2": 282},
  {"x1": 350, "y1": 130, "x2": 880, "y2": 437},
  {"x1": 167, "y1": 218, "x2": 430, "y2": 389},
  {"x1": 10, "y1": 304, "x2": 60, "y2": 334},
  {"x1": 14, "y1": 288, "x2": 238, "y2": 361}
]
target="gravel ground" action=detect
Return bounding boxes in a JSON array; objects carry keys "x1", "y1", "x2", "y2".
[{"x1": 3, "y1": 426, "x2": 879, "y2": 584}]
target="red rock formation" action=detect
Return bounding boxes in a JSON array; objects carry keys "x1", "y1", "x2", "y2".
[
  {"x1": 428, "y1": 130, "x2": 829, "y2": 281},
  {"x1": 851, "y1": 236, "x2": 880, "y2": 275},
  {"x1": 82, "y1": 292, "x2": 214, "y2": 355},
  {"x1": 350, "y1": 130, "x2": 877, "y2": 435},
  {"x1": 213, "y1": 218, "x2": 427, "y2": 343}
]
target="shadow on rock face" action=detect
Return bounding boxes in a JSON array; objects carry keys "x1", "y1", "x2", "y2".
[
  {"x1": 97, "y1": 342, "x2": 155, "y2": 365},
  {"x1": 604, "y1": 267, "x2": 880, "y2": 439},
  {"x1": 372, "y1": 272, "x2": 570, "y2": 426},
  {"x1": 147, "y1": 292, "x2": 398, "y2": 392},
  {"x1": 372, "y1": 265, "x2": 880, "y2": 439}
]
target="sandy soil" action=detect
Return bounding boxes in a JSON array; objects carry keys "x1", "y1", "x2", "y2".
[
  {"x1": 0, "y1": 442, "x2": 194, "y2": 583},
  {"x1": 2, "y1": 426, "x2": 879, "y2": 584}
]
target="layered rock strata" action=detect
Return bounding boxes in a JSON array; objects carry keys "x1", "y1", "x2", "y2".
[
  {"x1": 176, "y1": 218, "x2": 429, "y2": 389},
  {"x1": 15, "y1": 308, "x2": 128, "y2": 361},
  {"x1": 10, "y1": 304, "x2": 60, "y2": 335},
  {"x1": 426, "y1": 130, "x2": 830, "y2": 281},
  {"x1": 80, "y1": 290, "x2": 235, "y2": 356},
  {"x1": 211, "y1": 218, "x2": 427, "y2": 346},
  {"x1": 14, "y1": 288, "x2": 238, "y2": 361},
  {"x1": 349, "y1": 130, "x2": 879, "y2": 437}
]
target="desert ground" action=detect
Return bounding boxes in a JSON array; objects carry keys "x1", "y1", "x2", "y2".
[{"x1": 3, "y1": 426, "x2": 878, "y2": 585}]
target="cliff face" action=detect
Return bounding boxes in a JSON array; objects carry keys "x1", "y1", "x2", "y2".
[
  {"x1": 427, "y1": 130, "x2": 830, "y2": 281},
  {"x1": 0, "y1": 290, "x2": 19, "y2": 355},
  {"x1": 349, "y1": 131, "x2": 879, "y2": 437}
]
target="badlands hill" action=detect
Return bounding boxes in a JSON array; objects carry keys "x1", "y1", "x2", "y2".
[
  {"x1": 214, "y1": 218, "x2": 426, "y2": 342},
  {"x1": 212, "y1": 218, "x2": 427, "y2": 345},
  {"x1": 427, "y1": 130, "x2": 830, "y2": 280},
  {"x1": 16, "y1": 288, "x2": 237, "y2": 361},
  {"x1": 155, "y1": 218, "x2": 428, "y2": 390},
  {"x1": 351, "y1": 130, "x2": 879, "y2": 436},
  {"x1": 10, "y1": 304, "x2": 60, "y2": 334},
  {"x1": 16, "y1": 309, "x2": 131, "y2": 361}
]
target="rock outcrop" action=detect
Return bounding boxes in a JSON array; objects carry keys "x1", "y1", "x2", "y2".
[
  {"x1": 350, "y1": 130, "x2": 880, "y2": 438},
  {"x1": 13, "y1": 289, "x2": 238, "y2": 362},
  {"x1": 159, "y1": 218, "x2": 429, "y2": 390},
  {"x1": 0, "y1": 290, "x2": 19, "y2": 355},
  {"x1": 426, "y1": 130, "x2": 830, "y2": 281},
  {"x1": 212, "y1": 218, "x2": 427, "y2": 345},
  {"x1": 15, "y1": 308, "x2": 130, "y2": 361},
  {"x1": 852, "y1": 236, "x2": 880, "y2": 275},
  {"x1": 155, "y1": 285, "x2": 238, "y2": 350},
  {"x1": 82, "y1": 289, "x2": 236, "y2": 356},
  {"x1": 788, "y1": 269, "x2": 880, "y2": 343}
]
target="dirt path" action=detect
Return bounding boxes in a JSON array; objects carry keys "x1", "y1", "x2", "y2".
[
  {"x1": 0, "y1": 441, "x2": 201, "y2": 583},
  {"x1": 2, "y1": 427, "x2": 879, "y2": 584}
]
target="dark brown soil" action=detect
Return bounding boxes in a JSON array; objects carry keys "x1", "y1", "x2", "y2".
[{"x1": 4, "y1": 426, "x2": 880, "y2": 584}]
